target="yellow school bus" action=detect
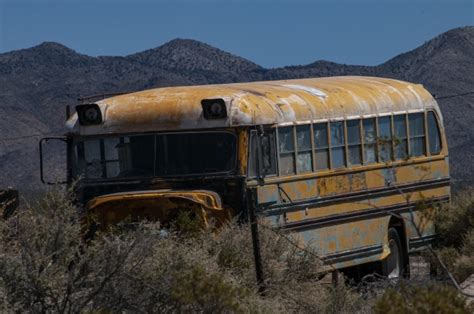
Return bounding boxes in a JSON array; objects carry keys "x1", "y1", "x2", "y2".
[{"x1": 42, "y1": 76, "x2": 450, "y2": 279}]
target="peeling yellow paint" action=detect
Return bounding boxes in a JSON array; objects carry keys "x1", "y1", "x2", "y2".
[
  {"x1": 68, "y1": 76, "x2": 439, "y2": 136},
  {"x1": 86, "y1": 189, "x2": 232, "y2": 230}
]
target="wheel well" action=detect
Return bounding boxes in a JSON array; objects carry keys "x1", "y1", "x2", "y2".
[
  {"x1": 388, "y1": 216, "x2": 408, "y2": 250},
  {"x1": 388, "y1": 216, "x2": 410, "y2": 275}
]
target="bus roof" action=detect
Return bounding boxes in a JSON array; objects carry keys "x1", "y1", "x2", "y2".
[{"x1": 67, "y1": 76, "x2": 440, "y2": 135}]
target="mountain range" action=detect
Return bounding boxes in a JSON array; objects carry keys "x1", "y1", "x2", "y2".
[{"x1": 0, "y1": 26, "x2": 473, "y2": 194}]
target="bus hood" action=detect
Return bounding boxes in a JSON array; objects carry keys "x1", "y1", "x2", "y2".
[{"x1": 85, "y1": 189, "x2": 232, "y2": 230}]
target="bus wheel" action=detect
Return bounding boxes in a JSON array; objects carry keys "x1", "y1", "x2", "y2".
[{"x1": 382, "y1": 228, "x2": 405, "y2": 279}]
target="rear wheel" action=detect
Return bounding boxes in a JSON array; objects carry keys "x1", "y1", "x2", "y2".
[{"x1": 382, "y1": 228, "x2": 406, "y2": 279}]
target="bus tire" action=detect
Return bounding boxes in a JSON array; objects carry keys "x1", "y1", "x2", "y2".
[{"x1": 382, "y1": 228, "x2": 405, "y2": 279}]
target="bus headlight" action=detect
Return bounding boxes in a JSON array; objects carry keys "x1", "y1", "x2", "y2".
[
  {"x1": 76, "y1": 104, "x2": 103, "y2": 125},
  {"x1": 201, "y1": 99, "x2": 227, "y2": 119}
]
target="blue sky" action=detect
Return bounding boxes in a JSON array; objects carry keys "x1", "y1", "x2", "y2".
[{"x1": 0, "y1": 0, "x2": 472, "y2": 68}]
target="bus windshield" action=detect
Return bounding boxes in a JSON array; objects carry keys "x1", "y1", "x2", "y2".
[{"x1": 73, "y1": 132, "x2": 236, "y2": 179}]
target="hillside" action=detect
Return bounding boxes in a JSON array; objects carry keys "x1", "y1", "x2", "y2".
[
  {"x1": 129, "y1": 38, "x2": 263, "y2": 84},
  {"x1": 0, "y1": 26, "x2": 473, "y2": 193}
]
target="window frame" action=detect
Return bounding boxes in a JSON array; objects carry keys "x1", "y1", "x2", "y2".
[
  {"x1": 295, "y1": 124, "x2": 314, "y2": 174},
  {"x1": 362, "y1": 117, "x2": 378, "y2": 165},
  {"x1": 408, "y1": 112, "x2": 427, "y2": 158},
  {"x1": 313, "y1": 121, "x2": 331, "y2": 171},
  {"x1": 266, "y1": 109, "x2": 442, "y2": 180},
  {"x1": 377, "y1": 115, "x2": 394, "y2": 163},
  {"x1": 277, "y1": 126, "x2": 297, "y2": 176},
  {"x1": 247, "y1": 127, "x2": 278, "y2": 178},
  {"x1": 75, "y1": 130, "x2": 239, "y2": 181},
  {"x1": 345, "y1": 119, "x2": 363, "y2": 166},
  {"x1": 426, "y1": 110, "x2": 443, "y2": 156},
  {"x1": 392, "y1": 113, "x2": 409, "y2": 161},
  {"x1": 329, "y1": 120, "x2": 347, "y2": 169}
]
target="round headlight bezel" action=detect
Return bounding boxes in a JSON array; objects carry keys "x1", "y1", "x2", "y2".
[
  {"x1": 201, "y1": 98, "x2": 227, "y2": 119},
  {"x1": 76, "y1": 104, "x2": 103, "y2": 125}
]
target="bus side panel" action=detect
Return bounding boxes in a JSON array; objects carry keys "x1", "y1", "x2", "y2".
[
  {"x1": 257, "y1": 158, "x2": 449, "y2": 270},
  {"x1": 292, "y1": 217, "x2": 390, "y2": 270}
]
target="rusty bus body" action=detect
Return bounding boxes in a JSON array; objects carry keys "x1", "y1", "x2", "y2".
[{"x1": 48, "y1": 76, "x2": 450, "y2": 276}]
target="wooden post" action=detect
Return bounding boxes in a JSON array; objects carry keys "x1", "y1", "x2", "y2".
[{"x1": 247, "y1": 189, "x2": 265, "y2": 294}]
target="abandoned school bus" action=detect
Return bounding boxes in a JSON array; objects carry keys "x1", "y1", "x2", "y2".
[{"x1": 42, "y1": 76, "x2": 450, "y2": 278}]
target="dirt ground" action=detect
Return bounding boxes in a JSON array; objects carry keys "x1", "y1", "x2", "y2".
[
  {"x1": 461, "y1": 275, "x2": 474, "y2": 303},
  {"x1": 321, "y1": 255, "x2": 474, "y2": 303},
  {"x1": 411, "y1": 255, "x2": 474, "y2": 303}
]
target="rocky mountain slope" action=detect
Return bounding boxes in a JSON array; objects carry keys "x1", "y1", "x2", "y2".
[{"x1": 0, "y1": 26, "x2": 472, "y2": 193}]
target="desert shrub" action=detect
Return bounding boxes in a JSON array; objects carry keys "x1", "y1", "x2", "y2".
[
  {"x1": 323, "y1": 281, "x2": 365, "y2": 314},
  {"x1": 435, "y1": 188, "x2": 474, "y2": 248},
  {"x1": 374, "y1": 283, "x2": 473, "y2": 314},
  {"x1": 205, "y1": 221, "x2": 324, "y2": 287},
  {"x1": 170, "y1": 265, "x2": 248, "y2": 313},
  {"x1": 427, "y1": 247, "x2": 460, "y2": 277},
  {"x1": 0, "y1": 190, "x2": 261, "y2": 313},
  {"x1": 169, "y1": 208, "x2": 204, "y2": 237},
  {"x1": 460, "y1": 228, "x2": 474, "y2": 255},
  {"x1": 205, "y1": 222, "x2": 370, "y2": 313},
  {"x1": 430, "y1": 188, "x2": 474, "y2": 282},
  {"x1": 0, "y1": 189, "x2": 366, "y2": 313}
]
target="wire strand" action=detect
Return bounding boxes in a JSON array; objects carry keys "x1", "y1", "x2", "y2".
[
  {"x1": 435, "y1": 91, "x2": 474, "y2": 100},
  {"x1": 0, "y1": 130, "x2": 63, "y2": 142}
]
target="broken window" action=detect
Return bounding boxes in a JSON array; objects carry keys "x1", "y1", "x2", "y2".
[
  {"x1": 347, "y1": 119, "x2": 362, "y2": 166},
  {"x1": 314, "y1": 123, "x2": 329, "y2": 170},
  {"x1": 378, "y1": 116, "x2": 393, "y2": 162},
  {"x1": 363, "y1": 118, "x2": 377, "y2": 164},
  {"x1": 278, "y1": 127, "x2": 295, "y2": 175},
  {"x1": 330, "y1": 121, "x2": 345, "y2": 168},
  {"x1": 248, "y1": 129, "x2": 277, "y2": 177},
  {"x1": 296, "y1": 125, "x2": 313, "y2": 173}
]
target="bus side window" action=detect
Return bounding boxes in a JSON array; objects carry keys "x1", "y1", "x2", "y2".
[
  {"x1": 363, "y1": 118, "x2": 377, "y2": 164},
  {"x1": 296, "y1": 125, "x2": 313, "y2": 173},
  {"x1": 378, "y1": 116, "x2": 393, "y2": 162},
  {"x1": 393, "y1": 114, "x2": 408, "y2": 160},
  {"x1": 427, "y1": 111, "x2": 442, "y2": 155},
  {"x1": 409, "y1": 113, "x2": 426, "y2": 157},
  {"x1": 248, "y1": 129, "x2": 277, "y2": 177},
  {"x1": 261, "y1": 130, "x2": 277, "y2": 175},
  {"x1": 347, "y1": 119, "x2": 362, "y2": 166},
  {"x1": 330, "y1": 121, "x2": 345, "y2": 168},
  {"x1": 314, "y1": 122, "x2": 329, "y2": 170},
  {"x1": 278, "y1": 127, "x2": 296, "y2": 175}
]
